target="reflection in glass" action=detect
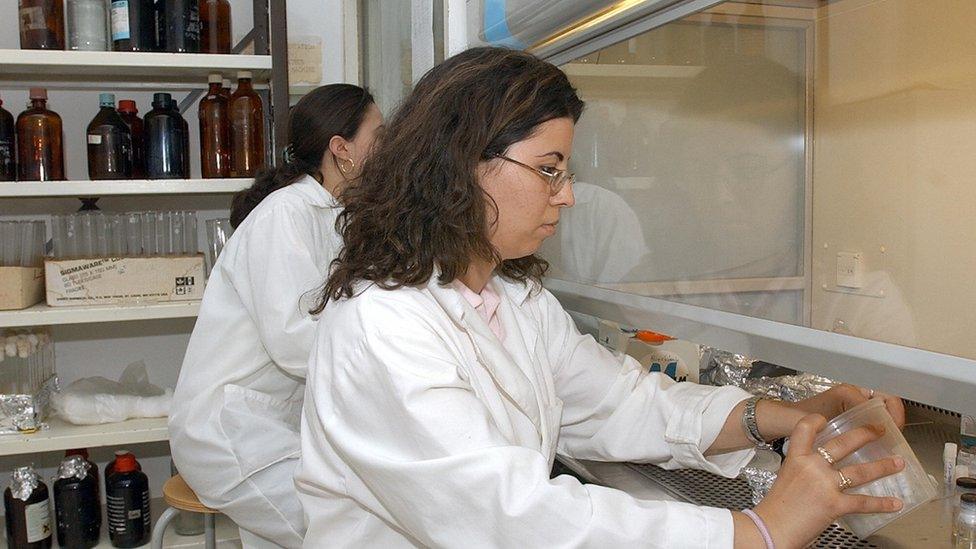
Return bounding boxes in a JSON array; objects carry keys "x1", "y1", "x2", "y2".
[{"x1": 548, "y1": 0, "x2": 974, "y2": 360}]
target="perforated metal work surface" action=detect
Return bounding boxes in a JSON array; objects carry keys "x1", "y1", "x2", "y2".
[{"x1": 625, "y1": 463, "x2": 879, "y2": 549}]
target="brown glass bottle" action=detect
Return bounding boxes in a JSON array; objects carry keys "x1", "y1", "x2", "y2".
[
  {"x1": 87, "y1": 93, "x2": 133, "y2": 180},
  {"x1": 19, "y1": 0, "x2": 65, "y2": 50},
  {"x1": 199, "y1": 0, "x2": 231, "y2": 54},
  {"x1": 118, "y1": 100, "x2": 146, "y2": 178},
  {"x1": 199, "y1": 74, "x2": 231, "y2": 178},
  {"x1": 220, "y1": 78, "x2": 232, "y2": 100},
  {"x1": 4, "y1": 467, "x2": 53, "y2": 549},
  {"x1": 229, "y1": 71, "x2": 265, "y2": 177},
  {"x1": 0, "y1": 97, "x2": 15, "y2": 181},
  {"x1": 16, "y1": 88, "x2": 65, "y2": 182}
]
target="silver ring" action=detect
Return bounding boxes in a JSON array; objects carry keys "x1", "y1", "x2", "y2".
[
  {"x1": 869, "y1": 389, "x2": 876, "y2": 398},
  {"x1": 838, "y1": 470, "x2": 854, "y2": 490},
  {"x1": 817, "y1": 446, "x2": 836, "y2": 465}
]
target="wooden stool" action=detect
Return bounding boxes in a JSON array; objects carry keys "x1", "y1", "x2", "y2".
[{"x1": 151, "y1": 474, "x2": 219, "y2": 549}]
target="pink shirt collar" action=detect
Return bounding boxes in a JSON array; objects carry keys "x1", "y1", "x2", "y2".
[{"x1": 453, "y1": 280, "x2": 505, "y2": 341}]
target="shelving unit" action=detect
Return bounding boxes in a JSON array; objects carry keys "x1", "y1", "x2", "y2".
[
  {"x1": 0, "y1": 417, "x2": 169, "y2": 457},
  {"x1": 0, "y1": 302, "x2": 200, "y2": 329},
  {"x1": 0, "y1": 178, "x2": 252, "y2": 198},
  {"x1": 0, "y1": 49, "x2": 272, "y2": 84}
]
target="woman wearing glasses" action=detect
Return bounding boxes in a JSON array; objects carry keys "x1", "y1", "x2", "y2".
[{"x1": 297, "y1": 48, "x2": 905, "y2": 548}]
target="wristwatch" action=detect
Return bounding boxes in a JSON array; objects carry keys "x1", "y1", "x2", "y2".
[{"x1": 741, "y1": 396, "x2": 774, "y2": 450}]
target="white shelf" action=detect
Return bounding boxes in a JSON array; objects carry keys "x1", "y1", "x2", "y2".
[
  {"x1": 0, "y1": 301, "x2": 200, "y2": 328},
  {"x1": 563, "y1": 63, "x2": 705, "y2": 79},
  {"x1": 0, "y1": 417, "x2": 168, "y2": 456},
  {"x1": 0, "y1": 49, "x2": 272, "y2": 85},
  {"x1": 0, "y1": 178, "x2": 253, "y2": 198}
]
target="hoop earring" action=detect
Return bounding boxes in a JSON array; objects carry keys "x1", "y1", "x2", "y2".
[{"x1": 338, "y1": 158, "x2": 355, "y2": 175}]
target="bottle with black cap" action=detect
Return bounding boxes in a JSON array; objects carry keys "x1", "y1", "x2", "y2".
[{"x1": 144, "y1": 92, "x2": 189, "y2": 179}]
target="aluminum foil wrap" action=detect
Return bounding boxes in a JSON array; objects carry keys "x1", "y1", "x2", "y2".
[
  {"x1": 56, "y1": 455, "x2": 90, "y2": 481},
  {"x1": 0, "y1": 376, "x2": 59, "y2": 434},
  {"x1": 739, "y1": 466, "x2": 778, "y2": 507},
  {"x1": 10, "y1": 466, "x2": 40, "y2": 501},
  {"x1": 742, "y1": 373, "x2": 838, "y2": 402},
  {"x1": 699, "y1": 347, "x2": 755, "y2": 387},
  {"x1": 699, "y1": 346, "x2": 836, "y2": 402}
]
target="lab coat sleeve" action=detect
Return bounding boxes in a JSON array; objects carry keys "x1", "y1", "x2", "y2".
[
  {"x1": 537, "y1": 290, "x2": 755, "y2": 477},
  {"x1": 231, "y1": 204, "x2": 328, "y2": 378},
  {"x1": 299, "y1": 295, "x2": 738, "y2": 548}
]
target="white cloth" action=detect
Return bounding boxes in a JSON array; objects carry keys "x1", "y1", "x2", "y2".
[
  {"x1": 297, "y1": 273, "x2": 755, "y2": 548},
  {"x1": 170, "y1": 176, "x2": 342, "y2": 548}
]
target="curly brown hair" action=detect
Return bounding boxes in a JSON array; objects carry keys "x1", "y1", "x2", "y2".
[{"x1": 314, "y1": 47, "x2": 584, "y2": 311}]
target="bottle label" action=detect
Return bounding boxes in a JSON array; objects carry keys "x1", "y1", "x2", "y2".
[
  {"x1": 24, "y1": 500, "x2": 52, "y2": 543},
  {"x1": 111, "y1": 1, "x2": 131, "y2": 41},
  {"x1": 87, "y1": 134, "x2": 103, "y2": 145},
  {"x1": 19, "y1": 7, "x2": 47, "y2": 31}
]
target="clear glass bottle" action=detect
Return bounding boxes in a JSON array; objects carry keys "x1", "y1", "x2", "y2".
[
  {"x1": 118, "y1": 100, "x2": 146, "y2": 178},
  {"x1": 229, "y1": 71, "x2": 265, "y2": 177},
  {"x1": 956, "y1": 493, "x2": 976, "y2": 548},
  {"x1": 111, "y1": 0, "x2": 157, "y2": 52},
  {"x1": 199, "y1": 73, "x2": 231, "y2": 178},
  {"x1": 19, "y1": 0, "x2": 65, "y2": 50},
  {"x1": 200, "y1": 0, "x2": 231, "y2": 54},
  {"x1": 16, "y1": 88, "x2": 65, "y2": 182},
  {"x1": 0, "y1": 96, "x2": 15, "y2": 182},
  {"x1": 144, "y1": 93, "x2": 189, "y2": 179},
  {"x1": 87, "y1": 93, "x2": 133, "y2": 180},
  {"x1": 67, "y1": 0, "x2": 108, "y2": 51},
  {"x1": 164, "y1": 0, "x2": 200, "y2": 53}
]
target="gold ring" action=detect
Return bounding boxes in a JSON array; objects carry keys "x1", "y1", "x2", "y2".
[
  {"x1": 838, "y1": 470, "x2": 854, "y2": 490},
  {"x1": 817, "y1": 446, "x2": 836, "y2": 465}
]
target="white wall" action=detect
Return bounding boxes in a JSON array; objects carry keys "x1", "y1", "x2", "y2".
[{"x1": 810, "y1": 0, "x2": 976, "y2": 360}]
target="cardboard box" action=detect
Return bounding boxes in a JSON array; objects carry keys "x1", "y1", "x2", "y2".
[
  {"x1": 45, "y1": 255, "x2": 205, "y2": 307},
  {"x1": 0, "y1": 266, "x2": 45, "y2": 310}
]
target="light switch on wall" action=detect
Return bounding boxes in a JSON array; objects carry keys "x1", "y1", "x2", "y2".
[{"x1": 836, "y1": 251, "x2": 864, "y2": 288}]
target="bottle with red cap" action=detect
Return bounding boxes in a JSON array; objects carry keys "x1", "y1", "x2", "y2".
[
  {"x1": 0, "y1": 95, "x2": 14, "y2": 181},
  {"x1": 105, "y1": 451, "x2": 150, "y2": 548},
  {"x1": 118, "y1": 100, "x2": 146, "y2": 178},
  {"x1": 16, "y1": 88, "x2": 64, "y2": 182}
]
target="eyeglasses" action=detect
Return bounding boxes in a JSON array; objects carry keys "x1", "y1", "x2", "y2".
[{"x1": 494, "y1": 154, "x2": 575, "y2": 196}]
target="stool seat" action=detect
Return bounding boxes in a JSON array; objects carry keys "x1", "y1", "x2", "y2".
[{"x1": 162, "y1": 474, "x2": 218, "y2": 514}]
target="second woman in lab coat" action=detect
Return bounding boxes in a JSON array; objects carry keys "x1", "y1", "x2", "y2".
[
  {"x1": 169, "y1": 84, "x2": 382, "y2": 548},
  {"x1": 297, "y1": 48, "x2": 906, "y2": 548}
]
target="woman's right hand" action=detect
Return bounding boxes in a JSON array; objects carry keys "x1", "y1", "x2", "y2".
[{"x1": 750, "y1": 414, "x2": 906, "y2": 548}]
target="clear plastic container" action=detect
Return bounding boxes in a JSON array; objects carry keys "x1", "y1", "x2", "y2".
[{"x1": 814, "y1": 398, "x2": 938, "y2": 538}]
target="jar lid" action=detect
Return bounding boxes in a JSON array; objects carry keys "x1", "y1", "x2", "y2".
[
  {"x1": 958, "y1": 477, "x2": 976, "y2": 490},
  {"x1": 99, "y1": 93, "x2": 115, "y2": 107},
  {"x1": 113, "y1": 452, "x2": 139, "y2": 473},
  {"x1": 962, "y1": 492, "x2": 976, "y2": 509},
  {"x1": 29, "y1": 88, "x2": 47, "y2": 100},
  {"x1": 237, "y1": 70, "x2": 253, "y2": 80},
  {"x1": 118, "y1": 100, "x2": 137, "y2": 114}
]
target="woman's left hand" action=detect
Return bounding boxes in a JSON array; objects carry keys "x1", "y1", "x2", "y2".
[{"x1": 790, "y1": 384, "x2": 906, "y2": 429}]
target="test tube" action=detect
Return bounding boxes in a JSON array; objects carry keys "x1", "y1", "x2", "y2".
[
  {"x1": 94, "y1": 213, "x2": 109, "y2": 257},
  {"x1": 2, "y1": 222, "x2": 22, "y2": 267},
  {"x1": 109, "y1": 215, "x2": 125, "y2": 257},
  {"x1": 63, "y1": 214, "x2": 78, "y2": 259},
  {"x1": 170, "y1": 211, "x2": 184, "y2": 255},
  {"x1": 125, "y1": 213, "x2": 142, "y2": 256},
  {"x1": 78, "y1": 213, "x2": 95, "y2": 258},
  {"x1": 183, "y1": 211, "x2": 198, "y2": 255},
  {"x1": 142, "y1": 212, "x2": 157, "y2": 256},
  {"x1": 156, "y1": 211, "x2": 170, "y2": 256}
]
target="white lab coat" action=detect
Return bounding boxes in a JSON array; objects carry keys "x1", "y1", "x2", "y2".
[
  {"x1": 170, "y1": 176, "x2": 342, "y2": 548},
  {"x1": 297, "y1": 272, "x2": 756, "y2": 548}
]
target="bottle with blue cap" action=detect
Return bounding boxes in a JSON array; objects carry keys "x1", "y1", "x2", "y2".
[{"x1": 87, "y1": 92, "x2": 133, "y2": 180}]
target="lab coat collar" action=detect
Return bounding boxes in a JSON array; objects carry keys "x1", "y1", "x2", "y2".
[
  {"x1": 426, "y1": 273, "x2": 545, "y2": 444},
  {"x1": 292, "y1": 175, "x2": 341, "y2": 209}
]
